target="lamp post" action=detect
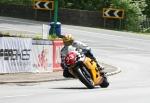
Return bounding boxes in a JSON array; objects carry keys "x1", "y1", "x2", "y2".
[
  {"x1": 52, "y1": 0, "x2": 58, "y2": 35},
  {"x1": 49, "y1": 0, "x2": 61, "y2": 36},
  {"x1": 54, "y1": 0, "x2": 58, "y2": 24}
]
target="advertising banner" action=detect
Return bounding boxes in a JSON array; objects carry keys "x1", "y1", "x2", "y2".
[
  {"x1": 32, "y1": 40, "x2": 53, "y2": 72},
  {"x1": 0, "y1": 37, "x2": 32, "y2": 73},
  {"x1": 53, "y1": 40, "x2": 64, "y2": 71}
]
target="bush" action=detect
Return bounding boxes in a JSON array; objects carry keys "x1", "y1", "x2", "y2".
[
  {"x1": 144, "y1": 0, "x2": 150, "y2": 17},
  {"x1": 111, "y1": 0, "x2": 147, "y2": 32}
]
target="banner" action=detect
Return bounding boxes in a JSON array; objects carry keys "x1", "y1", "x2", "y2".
[
  {"x1": 32, "y1": 40, "x2": 53, "y2": 72},
  {"x1": 0, "y1": 37, "x2": 32, "y2": 73},
  {"x1": 53, "y1": 40, "x2": 64, "y2": 71}
]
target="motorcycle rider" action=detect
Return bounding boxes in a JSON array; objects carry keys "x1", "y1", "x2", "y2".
[{"x1": 60, "y1": 34, "x2": 104, "y2": 78}]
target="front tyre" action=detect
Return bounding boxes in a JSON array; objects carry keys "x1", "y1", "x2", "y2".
[{"x1": 76, "y1": 67, "x2": 95, "y2": 89}]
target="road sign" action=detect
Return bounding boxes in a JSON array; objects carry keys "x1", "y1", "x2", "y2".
[
  {"x1": 103, "y1": 8, "x2": 124, "y2": 19},
  {"x1": 33, "y1": 0, "x2": 54, "y2": 10}
]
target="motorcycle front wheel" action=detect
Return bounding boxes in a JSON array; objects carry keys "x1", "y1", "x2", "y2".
[{"x1": 75, "y1": 66, "x2": 95, "y2": 89}]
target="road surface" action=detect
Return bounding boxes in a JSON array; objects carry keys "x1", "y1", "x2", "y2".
[{"x1": 0, "y1": 16, "x2": 150, "y2": 103}]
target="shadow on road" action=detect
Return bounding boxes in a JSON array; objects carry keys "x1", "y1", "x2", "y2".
[{"x1": 51, "y1": 87, "x2": 100, "y2": 90}]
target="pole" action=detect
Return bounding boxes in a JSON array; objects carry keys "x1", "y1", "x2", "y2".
[{"x1": 53, "y1": 0, "x2": 58, "y2": 35}]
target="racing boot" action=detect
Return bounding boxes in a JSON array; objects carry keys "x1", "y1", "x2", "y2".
[
  {"x1": 95, "y1": 61, "x2": 104, "y2": 71},
  {"x1": 100, "y1": 71, "x2": 107, "y2": 78}
]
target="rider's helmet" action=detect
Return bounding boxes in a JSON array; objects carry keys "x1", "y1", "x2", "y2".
[{"x1": 62, "y1": 34, "x2": 74, "y2": 46}]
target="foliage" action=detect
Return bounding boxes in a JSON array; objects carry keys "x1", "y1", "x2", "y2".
[
  {"x1": 31, "y1": 33, "x2": 60, "y2": 40},
  {"x1": 109, "y1": 0, "x2": 147, "y2": 32},
  {"x1": 59, "y1": 0, "x2": 148, "y2": 32},
  {"x1": 144, "y1": 0, "x2": 150, "y2": 17},
  {"x1": 48, "y1": 34, "x2": 59, "y2": 40},
  {"x1": 0, "y1": 0, "x2": 148, "y2": 32},
  {"x1": 142, "y1": 27, "x2": 150, "y2": 33}
]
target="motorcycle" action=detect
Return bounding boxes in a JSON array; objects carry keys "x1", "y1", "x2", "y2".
[{"x1": 64, "y1": 46, "x2": 109, "y2": 89}]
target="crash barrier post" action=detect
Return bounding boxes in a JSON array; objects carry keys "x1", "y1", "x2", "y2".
[{"x1": 52, "y1": 39, "x2": 64, "y2": 71}]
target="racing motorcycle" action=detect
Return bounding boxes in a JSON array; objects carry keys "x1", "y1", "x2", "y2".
[{"x1": 64, "y1": 46, "x2": 109, "y2": 89}]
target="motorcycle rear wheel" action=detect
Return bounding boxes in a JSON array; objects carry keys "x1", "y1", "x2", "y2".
[
  {"x1": 99, "y1": 77, "x2": 109, "y2": 88},
  {"x1": 76, "y1": 67, "x2": 95, "y2": 89}
]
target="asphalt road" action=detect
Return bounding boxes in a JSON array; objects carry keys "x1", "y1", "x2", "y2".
[{"x1": 0, "y1": 16, "x2": 150, "y2": 103}]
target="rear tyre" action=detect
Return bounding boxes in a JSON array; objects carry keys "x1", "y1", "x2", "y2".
[{"x1": 75, "y1": 67, "x2": 95, "y2": 89}]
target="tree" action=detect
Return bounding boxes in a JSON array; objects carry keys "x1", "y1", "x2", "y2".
[
  {"x1": 110, "y1": 0, "x2": 147, "y2": 32},
  {"x1": 144, "y1": 0, "x2": 150, "y2": 17}
]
